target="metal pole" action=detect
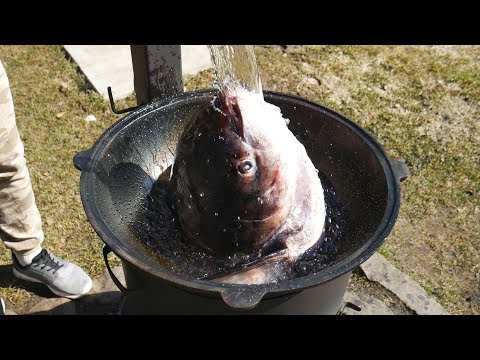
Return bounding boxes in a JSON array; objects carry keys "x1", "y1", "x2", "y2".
[{"x1": 130, "y1": 45, "x2": 183, "y2": 104}]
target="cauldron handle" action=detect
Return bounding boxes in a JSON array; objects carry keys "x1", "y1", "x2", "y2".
[
  {"x1": 103, "y1": 245, "x2": 128, "y2": 294},
  {"x1": 389, "y1": 159, "x2": 410, "y2": 183},
  {"x1": 220, "y1": 287, "x2": 266, "y2": 309},
  {"x1": 73, "y1": 149, "x2": 93, "y2": 171}
]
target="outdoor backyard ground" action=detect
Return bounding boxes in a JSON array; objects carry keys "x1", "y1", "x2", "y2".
[{"x1": 0, "y1": 45, "x2": 478, "y2": 314}]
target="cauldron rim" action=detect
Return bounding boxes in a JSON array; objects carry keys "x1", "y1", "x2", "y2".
[{"x1": 76, "y1": 89, "x2": 402, "y2": 301}]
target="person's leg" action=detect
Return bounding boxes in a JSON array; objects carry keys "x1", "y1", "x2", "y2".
[
  {"x1": 0, "y1": 62, "x2": 44, "y2": 264},
  {"x1": 0, "y1": 61, "x2": 92, "y2": 299}
]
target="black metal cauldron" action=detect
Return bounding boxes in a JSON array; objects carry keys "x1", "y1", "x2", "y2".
[{"x1": 74, "y1": 90, "x2": 409, "y2": 314}]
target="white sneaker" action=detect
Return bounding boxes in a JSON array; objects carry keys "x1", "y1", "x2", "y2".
[{"x1": 13, "y1": 249, "x2": 92, "y2": 299}]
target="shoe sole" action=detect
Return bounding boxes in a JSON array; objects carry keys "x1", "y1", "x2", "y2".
[{"x1": 13, "y1": 268, "x2": 93, "y2": 300}]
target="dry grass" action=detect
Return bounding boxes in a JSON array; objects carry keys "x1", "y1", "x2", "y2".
[
  {"x1": 0, "y1": 46, "x2": 134, "y2": 313},
  {"x1": 0, "y1": 45, "x2": 478, "y2": 314}
]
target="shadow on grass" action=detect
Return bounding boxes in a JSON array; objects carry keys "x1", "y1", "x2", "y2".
[{"x1": 26, "y1": 292, "x2": 123, "y2": 315}]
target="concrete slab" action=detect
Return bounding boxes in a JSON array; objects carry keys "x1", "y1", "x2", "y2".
[
  {"x1": 342, "y1": 291, "x2": 394, "y2": 315},
  {"x1": 28, "y1": 297, "x2": 77, "y2": 315},
  {"x1": 84, "y1": 265, "x2": 125, "y2": 305},
  {"x1": 64, "y1": 45, "x2": 134, "y2": 100},
  {"x1": 64, "y1": 45, "x2": 212, "y2": 100},
  {"x1": 361, "y1": 252, "x2": 449, "y2": 315},
  {"x1": 182, "y1": 45, "x2": 212, "y2": 76}
]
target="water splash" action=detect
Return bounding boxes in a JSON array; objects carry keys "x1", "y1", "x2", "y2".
[{"x1": 207, "y1": 45, "x2": 263, "y2": 99}]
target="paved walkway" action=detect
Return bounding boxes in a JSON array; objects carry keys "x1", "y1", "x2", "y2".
[{"x1": 64, "y1": 45, "x2": 212, "y2": 100}]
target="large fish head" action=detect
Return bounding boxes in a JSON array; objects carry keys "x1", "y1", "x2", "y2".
[
  {"x1": 211, "y1": 90, "x2": 294, "y2": 222},
  {"x1": 170, "y1": 89, "x2": 297, "y2": 257}
]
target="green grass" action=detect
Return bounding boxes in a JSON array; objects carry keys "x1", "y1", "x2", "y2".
[{"x1": 0, "y1": 45, "x2": 479, "y2": 314}]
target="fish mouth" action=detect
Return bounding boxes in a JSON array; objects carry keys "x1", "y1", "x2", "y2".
[
  {"x1": 235, "y1": 212, "x2": 280, "y2": 223},
  {"x1": 215, "y1": 91, "x2": 245, "y2": 140}
]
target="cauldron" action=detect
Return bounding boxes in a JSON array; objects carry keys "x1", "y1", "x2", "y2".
[{"x1": 74, "y1": 90, "x2": 408, "y2": 314}]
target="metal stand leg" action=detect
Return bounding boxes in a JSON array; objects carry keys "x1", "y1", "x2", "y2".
[{"x1": 130, "y1": 45, "x2": 183, "y2": 104}]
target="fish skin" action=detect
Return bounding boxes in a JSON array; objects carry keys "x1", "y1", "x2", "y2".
[{"x1": 167, "y1": 89, "x2": 325, "y2": 284}]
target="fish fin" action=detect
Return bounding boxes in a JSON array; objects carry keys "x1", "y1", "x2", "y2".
[
  {"x1": 206, "y1": 248, "x2": 289, "y2": 285},
  {"x1": 157, "y1": 165, "x2": 172, "y2": 183}
]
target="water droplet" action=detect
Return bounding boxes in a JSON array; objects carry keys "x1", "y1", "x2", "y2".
[
  {"x1": 214, "y1": 212, "x2": 219, "y2": 216},
  {"x1": 199, "y1": 192, "x2": 204, "y2": 197},
  {"x1": 257, "y1": 197, "x2": 264, "y2": 204},
  {"x1": 198, "y1": 132, "x2": 202, "y2": 137}
]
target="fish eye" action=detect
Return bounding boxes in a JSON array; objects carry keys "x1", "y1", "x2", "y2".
[{"x1": 238, "y1": 160, "x2": 254, "y2": 175}]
